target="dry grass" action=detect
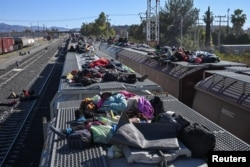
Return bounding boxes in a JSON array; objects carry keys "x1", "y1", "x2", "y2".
[{"x1": 215, "y1": 51, "x2": 250, "y2": 67}]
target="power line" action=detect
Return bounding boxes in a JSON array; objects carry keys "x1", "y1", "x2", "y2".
[
  {"x1": 0, "y1": 16, "x2": 98, "y2": 23},
  {"x1": 0, "y1": 14, "x2": 139, "y2": 23}
]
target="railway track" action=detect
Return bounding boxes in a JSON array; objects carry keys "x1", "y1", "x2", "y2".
[
  {"x1": 0, "y1": 38, "x2": 68, "y2": 167},
  {"x1": 0, "y1": 50, "x2": 47, "y2": 87}
]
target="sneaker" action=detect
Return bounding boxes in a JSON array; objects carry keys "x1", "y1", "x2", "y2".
[
  {"x1": 10, "y1": 91, "x2": 17, "y2": 98},
  {"x1": 137, "y1": 74, "x2": 148, "y2": 82},
  {"x1": 50, "y1": 125, "x2": 66, "y2": 139},
  {"x1": 76, "y1": 116, "x2": 86, "y2": 123}
]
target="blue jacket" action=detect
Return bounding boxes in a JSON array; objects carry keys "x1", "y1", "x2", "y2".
[{"x1": 100, "y1": 93, "x2": 127, "y2": 114}]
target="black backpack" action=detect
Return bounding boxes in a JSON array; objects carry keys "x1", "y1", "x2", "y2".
[
  {"x1": 179, "y1": 123, "x2": 216, "y2": 158},
  {"x1": 151, "y1": 111, "x2": 191, "y2": 136}
]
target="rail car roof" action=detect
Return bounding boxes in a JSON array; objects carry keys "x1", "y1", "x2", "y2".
[
  {"x1": 225, "y1": 66, "x2": 250, "y2": 75},
  {"x1": 113, "y1": 47, "x2": 246, "y2": 80},
  {"x1": 196, "y1": 70, "x2": 250, "y2": 109},
  {"x1": 40, "y1": 94, "x2": 250, "y2": 167},
  {"x1": 59, "y1": 51, "x2": 162, "y2": 92},
  {"x1": 208, "y1": 60, "x2": 247, "y2": 67}
]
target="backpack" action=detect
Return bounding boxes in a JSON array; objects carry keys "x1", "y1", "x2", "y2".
[
  {"x1": 179, "y1": 123, "x2": 216, "y2": 158},
  {"x1": 67, "y1": 129, "x2": 92, "y2": 149},
  {"x1": 151, "y1": 111, "x2": 191, "y2": 136}
]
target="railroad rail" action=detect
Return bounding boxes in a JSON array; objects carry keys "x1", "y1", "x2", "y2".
[
  {"x1": 0, "y1": 49, "x2": 48, "y2": 87},
  {"x1": 0, "y1": 38, "x2": 68, "y2": 167}
]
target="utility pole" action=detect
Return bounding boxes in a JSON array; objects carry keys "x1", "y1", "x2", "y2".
[{"x1": 215, "y1": 15, "x2": 226, "y2": 46}]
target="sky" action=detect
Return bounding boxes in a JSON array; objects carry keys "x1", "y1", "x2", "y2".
[{"x1": 1, "y1": 0, "x2": 250, "y2": 30}]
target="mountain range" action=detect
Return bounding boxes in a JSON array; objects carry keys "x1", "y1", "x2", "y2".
[{"x1": 0, "y1": 23, "x2": 80, "y2": 32}]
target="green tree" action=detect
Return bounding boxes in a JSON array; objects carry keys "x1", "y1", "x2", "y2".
[
  {"x1": 231, "y1": 9, "x2": 247, "y2": 36},
  {"x1": 203, "y1": 6, "x2": 213, "y2": 47},
  {"x1": 80, "y1": 12, "x2": 115, "y2": 38},
  {"x1": 224, "y1": 33, "x2": 237, "y2": 44},
  {"x1": 199, "y1": 28, "x2": 206, "y2": 47},
  {"x1": 80, "y1": 23, "x2": 95, "y2": 36},
  {"x1": 128, "y1": 23, "x2": 145, "y2": 43},
  {"x1": 94, "y1": 12, "x2": 107, "y2": 36},
  {"x1": 237, "y1": 34, "x2": 250, "y2": 44},
  {"x1": 159, "y1": 0, "x2": 199, "y2": 47}
]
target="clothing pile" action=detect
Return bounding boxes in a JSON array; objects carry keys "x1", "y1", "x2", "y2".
[{"x1": 65, "y1": 57, "x2": 148, "y2": 86}]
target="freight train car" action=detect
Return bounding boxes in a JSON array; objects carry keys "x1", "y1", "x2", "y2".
[
  {"x1": 193, "y1": 69, "x2": 250, "y2": 144},
  {"x1": 0, "y1": 36, "x2": 35, "y2": 54},
  {"x1": 0, "y1": 37, "x2": 15, "y2": 54},
  {"x1": 19, "y1": 37, "x2": 34, "y2": 48}
]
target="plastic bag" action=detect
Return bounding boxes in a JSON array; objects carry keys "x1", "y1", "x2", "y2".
[{"x1": 90, "y1": 125, "x2": 113, "y2": 144}]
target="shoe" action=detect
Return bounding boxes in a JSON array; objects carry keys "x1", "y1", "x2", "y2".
[
  {"x1": 49, "y1": 125, "x2": 66, "y2": 139},
  {"x1": 75, "y1": 116, "x2": 86, "y2": 124},
  {"x1": 10, "y1": 91, "x2": 17, "y2": 98},
  {"x1": 137, "y1": 74, "x2": 148, "y2": 82}
]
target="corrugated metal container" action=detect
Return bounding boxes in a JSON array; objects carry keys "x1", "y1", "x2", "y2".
[
  {"x1": 0, "y1": 38, "x2": 2, "y2": 54},
  {"x1": 0, "y1": 37, "x2": 14, "y2": 53},
  {"x1": 193, "y1": 70, "x2": 250, "y2": 144},
  {"x1": 20, "y1": 37, "x2": 29, "y2": 47}
]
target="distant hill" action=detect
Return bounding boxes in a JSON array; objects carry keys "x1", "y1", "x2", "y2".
[{"x1": 0, "y1": 23, "x2": 80, "y2": 32}]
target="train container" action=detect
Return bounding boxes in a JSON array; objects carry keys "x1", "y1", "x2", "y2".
[
  {"x1": 0, "y1": 38, "x2": 2, "y2": 54},
  {"x1": 0, "y1": 37, "x2": 15, "y2": 54},
  {"x1": 20, "y1": 37, "x2": 34, "y2": 48},
  {"x1": 28, "y1": 38, "x2": 35, "y2": 46}
]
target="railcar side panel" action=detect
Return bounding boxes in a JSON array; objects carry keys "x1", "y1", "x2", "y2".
[{"x1": 0, "y1": 37, "x2": 14, "y2": 54}]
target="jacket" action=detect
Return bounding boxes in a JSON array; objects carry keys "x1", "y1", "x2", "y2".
[{"x1": 99, "y1": 93, "x2": 127, "y2": 114}]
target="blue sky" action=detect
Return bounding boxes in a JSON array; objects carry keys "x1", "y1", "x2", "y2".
[{"x1": 1, "y1": 0, "x2": 249, "y2": 29}]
